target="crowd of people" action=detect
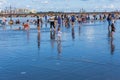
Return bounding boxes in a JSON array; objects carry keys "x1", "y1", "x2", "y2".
[
  {"x1": 0, "y1": 13, "x2": 119, "y2": 40},
  {"x1": 0, "y1": 13, "x2": 119, "y2": 54}
]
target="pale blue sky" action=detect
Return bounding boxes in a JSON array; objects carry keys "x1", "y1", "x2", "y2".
[{"x1": 0, "y1": 0, "x2": 120, "y2": 12}]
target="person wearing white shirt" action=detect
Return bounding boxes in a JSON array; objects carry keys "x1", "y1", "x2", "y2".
[
  {"x1": 57, "y1": 27, "x2": 62, "y2": 41},
  {"x1": 49, "y1": 15, "x2": 55, "y2": 31}
]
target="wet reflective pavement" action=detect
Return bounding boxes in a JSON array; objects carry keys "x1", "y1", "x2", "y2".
[{"x1": 0, "y1": 20, "x2": 120, "y2": 80}]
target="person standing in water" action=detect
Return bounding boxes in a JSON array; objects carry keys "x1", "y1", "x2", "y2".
[
  {"x1": 45, "y1": 15, "x2": 48, "y2": 27},
  {"x1": 57, "y1": 27, "x2": 62, "y2": 41},
  {"x1": 2, "y1": 17, "x2": 6, "y2": 25},
  {"x1": 78, "y1": 16, "x2": 82, "y2": 26},
  {"x1": 37, "y1": 16, "x2": 40, "y2": 32},
  {"x1": 71, "y1": 15, "x2": 75, "y2": 28},
  {"x1": 54, "y1": 15, "x2": 58, "y2": 28},
  {"x1": 111, "y1": 23, "x2": 115, "y2": 38},
  {"x1": 58, "y1": 15, "x2": 61, "y2": 28},
  {"x1": 107, "y1": 14, "x2": 112, "y2": 31},
  {"x1": 23, "y1": 20, "x2": 30, "y2": 30},
  {"x1": 49, "y1": 15, "x2": 55, "y2": 31}
]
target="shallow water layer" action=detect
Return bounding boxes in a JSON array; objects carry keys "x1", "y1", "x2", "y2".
[{"x1": 0, "y1": 20, "x2": 120, "y2": 80}]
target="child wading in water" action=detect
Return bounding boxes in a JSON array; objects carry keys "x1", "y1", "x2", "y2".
[{"x1": 57, "y1": 27, "x2": 62, "y2": 41}]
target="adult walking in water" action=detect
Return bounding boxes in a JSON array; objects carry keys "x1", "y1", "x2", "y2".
[
  {"x1": 110, "y1": 14, "x2": 116, "y2": 38},
  {"x1": 54, "y1": 15, "x2": 58, "y2": 28},
  {"x1": 58, "y1": 15, "x2": 61, "y2": 28},
  {"x1": 44, "y1": 15, "x2": 48, "y2": 27},
  {"x1": 37, "y1": 16, "x2": 40, "y2": 32},
  {"x1": 107, "y1": 14, "x2": 112, "y2": 31},
  {"x1": 77, "y1": 16, "x2": 82, "y2": 26},
  {"x1": 71, "y1": 15, "x2": 75, "y2": 28},
  {"x1": 49, "y1": 15, "x2": 55, "y2": 31},
  {"x1": 111, "y1": 23, "x2": 115, "y2": 38}
]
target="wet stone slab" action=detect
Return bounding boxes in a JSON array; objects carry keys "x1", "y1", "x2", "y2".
[{"x1": 0, "y1": 20, "x2": 120, "y2": 80}]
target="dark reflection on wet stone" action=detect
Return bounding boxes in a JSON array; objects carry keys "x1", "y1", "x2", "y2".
[
  {"x1": 1, "y1": 17, "x2": 120, "y2": 80},
  {"x1": 10, "y1": 25, "x2": 12, "y2": 30},
  {"x1": 37, "y1": 32, "x2": 41, "y2": 49},
  {"x1": 26, "y1": 31, "x2": 30, "y2": 43},
  {"x1": 50, "y1": 31, "x2": 55, "y2": 40},
  {"x1": 110, "y1": 37, "x2": 115, "y2": 55},
  {"x1": 57, "y1": 40, "x2": 62, "y2": 54},
  {"x1": 2, "y1": 25, "x2": 6, "y2": 30},
  {"x1": 57, "y1": 40, "x2": 62, "y2": 59},
  {"x1": 72, "y1": 28, "x2": 75, "y2": 40},
  {"x1": 45, "y1": 23, "x2": 47, "y2": 27},
  {"x1": 108, "y1": 31, "x2": 115, "y2": 55},
  {"x1": 50, "y1": 31, "x2": 56, "y2": 48},
  {"x1": 78, "y1": 26, "x2": 81, "y2": 37}
]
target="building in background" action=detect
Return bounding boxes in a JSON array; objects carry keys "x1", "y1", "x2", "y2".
[{"x1": 0, "y1": 6, "x2": 37, "y2": 14}]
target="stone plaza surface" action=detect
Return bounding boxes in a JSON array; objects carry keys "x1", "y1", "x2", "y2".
[{"x1": 0, "y1": 20, "x2": 120, "y2": 80}]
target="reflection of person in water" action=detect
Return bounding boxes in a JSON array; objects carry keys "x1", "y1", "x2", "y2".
[
  {"x1": 27, "y1": 30, "x2": 30, "y2": 42},
  {"x1": 78, "y1": 26, "x2": 81, "y2": 37},
  {"x1": 57, "y1": 40, "x2": 62, "y2": 53},
  {"x1": 108, "y1": 31, "x2": 115, "y2": 55},
  {"x1": 37, "y1": 31, "x2": 41, "y2": 49},
  {"x1": 50, "y1": 31, "x2": 55, "y2": 48},
  {"x1": 110, "y1": 37, "x2": 115, "y2": 55},
  {"x1": 50, "y1": 31, "x2": 55, "y2": 40},
  {"x1": 57, "y1": 40, "x2": 62, "y2": 59},
  {"x1": 72, "y1": 28, "x2": 75, "y2": 40}
]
